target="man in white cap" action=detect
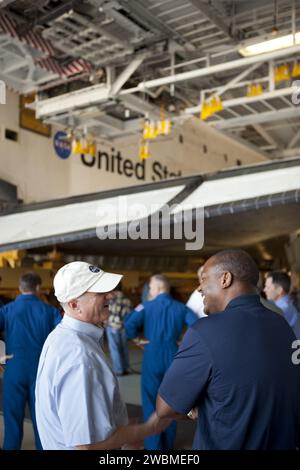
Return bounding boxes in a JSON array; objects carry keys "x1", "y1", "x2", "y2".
[{"x1": 35, "y1": 261, "x2": 168, "y2": 450}]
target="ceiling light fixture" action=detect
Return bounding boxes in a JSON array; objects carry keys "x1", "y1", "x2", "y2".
[{"x1": 239, "y1": 33, "x2": 300, "y2": 57}]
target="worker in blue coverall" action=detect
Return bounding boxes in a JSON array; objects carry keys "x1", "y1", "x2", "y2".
[
  {"x1": 0, "y1": 272, "x2": 61, "y2": 450},
  {"x1": 124, "y1": 274, "x2": 197, "y2": 450}
]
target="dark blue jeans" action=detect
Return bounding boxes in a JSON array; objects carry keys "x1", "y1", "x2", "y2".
[{"x1": 106, "y1": 327, "x2": 129, "y2": 374}]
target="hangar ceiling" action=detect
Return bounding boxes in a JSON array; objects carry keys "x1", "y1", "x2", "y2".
[{"x1": 1, "y1": 0, "x2": 300, "y2": 158}]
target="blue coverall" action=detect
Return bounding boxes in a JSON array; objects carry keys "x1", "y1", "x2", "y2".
[
  {"x1": 124, "y1": 293, "x2": 197, "y2": 450},
  {"x1": 0, "y1": 294, "x2": 61, "y2": 449}
]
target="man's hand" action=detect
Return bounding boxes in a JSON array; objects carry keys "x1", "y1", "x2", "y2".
[
  {"x1": 77, "y1": 412, "x2": 171, "y2": 450},
  {"x1": 133, "y1": 338, "x2": 150, "y2": 350},
  {"x1": 121, "y1": 413, "x2": 171, "y2": 449},
  {"x1": 145, "y1": 411, "x2": 172, "y2": 434},
  {"x1": 187, "y1": 408, "x2": 198, "y2": 420},
  {"x1": 0, "y1": 354, "x2": 13, "y2": 372}
]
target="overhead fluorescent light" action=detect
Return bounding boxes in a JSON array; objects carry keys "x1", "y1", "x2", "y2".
[{"x1": 239, "y1": 33, "x2": 300, "y2": 57}]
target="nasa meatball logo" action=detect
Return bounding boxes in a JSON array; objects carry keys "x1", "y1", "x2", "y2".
[
  {"x1": 53, "y1": 131, "x2": 71, "y2": 159},
  {"x1": 89, "y1": 265, "x2": 100, "y2": 273}
]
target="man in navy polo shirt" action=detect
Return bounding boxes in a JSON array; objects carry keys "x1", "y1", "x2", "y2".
[{"x1": 156, "y1": 249, "x2": 300, "y2": 449}]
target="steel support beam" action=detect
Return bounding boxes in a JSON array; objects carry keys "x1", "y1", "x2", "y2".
[
  {"x1": 218, "y1": 129, "x2": 269, "y2": 159},
  {"x1": 252, "y1": 124, "x2": 279, "y2": 148},
  {"x1": 287, "y1": 128, "x2": 300, "y2": 149},
  {"x1": 186, "y1": 86, "x2": 295, "y2": 115},
  {"x1": 0, "y1": 73, "x2": 24, "y2": 93},
  {"x1": 273, "y1": 147, "x2": 300, "y2": 158},
  {"x1": 234, "y1": 0, "x2": 274, "y2": 15},
  {"x1": 0, "y1": 79, "x2": 5, "y2": 104},
  {"x1": 78, "y1": 115, "x2": 124, "y2": 132},
  {"x1": 110, "y1": 54, "x2": 146, "y2": 96},
  {"x1": 214, "y1": 63, "x2": 262, "y2": 98},
  {"x1": 214, "y1": 107, "x2": 300, "y2": 129},
  {"x1": 119, "y1": 94, "x2": 162, "y2": 119},
  {"x1": 16, "y1": 1, "x2": 75, "y2": 36},
  {"x1": 137, "y1": 45, "x2": 300, "y2": 90},
  {"x1": 2, "y1": 58, "x2": 29, "y2": 74},
  {"x1": 189, "y1": 0, "x2": 237, "y2": 42},
  {"x1": 36, "y1": 84, "x2": 111, "y2": 118},
  {"x1": 118, "y1": 0, "x2": 193, "y2": 49}
]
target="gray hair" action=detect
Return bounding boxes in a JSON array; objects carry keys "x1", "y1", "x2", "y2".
[
  {"x1": 151, "y1": 274, "x2": 170, "y2": 292},
  {"x1": 19, "y1": 272, "x2": 42, "y2": 292}
]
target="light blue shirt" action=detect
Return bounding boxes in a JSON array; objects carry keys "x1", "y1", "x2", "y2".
[
  {"x1": 276, "y1": 295, "x2": 300, "y2": 339},
  {"x1": 35, "y1": 315, "x2": 128, "y2": 450}
]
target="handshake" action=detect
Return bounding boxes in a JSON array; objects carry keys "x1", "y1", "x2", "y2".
[{"x1": 78, "y1": 412, "x2": 172, "y2": 450}]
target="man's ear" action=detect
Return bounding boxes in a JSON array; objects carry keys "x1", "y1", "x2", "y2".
[
  {"x1": 277, "y1": 285, "x2": 285, "y2": 297},
  {"x1": 68, "y1": 299, "x2": 79, "y2": 311},
  {"x1": 221, "y1": 271, "x2": 233, "y2": 289}
]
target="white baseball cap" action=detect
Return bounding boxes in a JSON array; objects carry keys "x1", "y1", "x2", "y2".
[{"x1": 54, "y1": 261, "x2": 123, "y2": 303}]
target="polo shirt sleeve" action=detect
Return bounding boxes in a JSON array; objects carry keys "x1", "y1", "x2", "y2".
[
  {"x1": 158, "y1": 326, "x2": 212, "y2": 415},
  {"x1": 124, "y1": 304, "x2": 145, "y2": 339},
  {"x1": 56, "y1": 363, "x2": 118, "y2": 447},
  {"x1": 0, "y1": 306, "x2": 5, "y2": 331}
]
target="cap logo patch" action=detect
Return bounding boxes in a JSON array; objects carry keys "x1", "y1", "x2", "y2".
[{"x1": 89, "y1": 265, "x2": 100, "y2": 273}]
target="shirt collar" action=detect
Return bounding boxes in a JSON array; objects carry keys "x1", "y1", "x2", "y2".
[
  {"x1": 62, "y1": 314, "x2": 104, "y2": 342},
  {"x1": 16, "y1": 294, "x2": 38, "y2": 301},
  {"x1": 156, "y1": 292, "x2": 171, "y2": 300},
  {"x1": 225, "y1": 293, "x2": 261, "y2": 310},
  {"x1": 275, "y1": 295, "x2": 289, "y2": 308}
]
